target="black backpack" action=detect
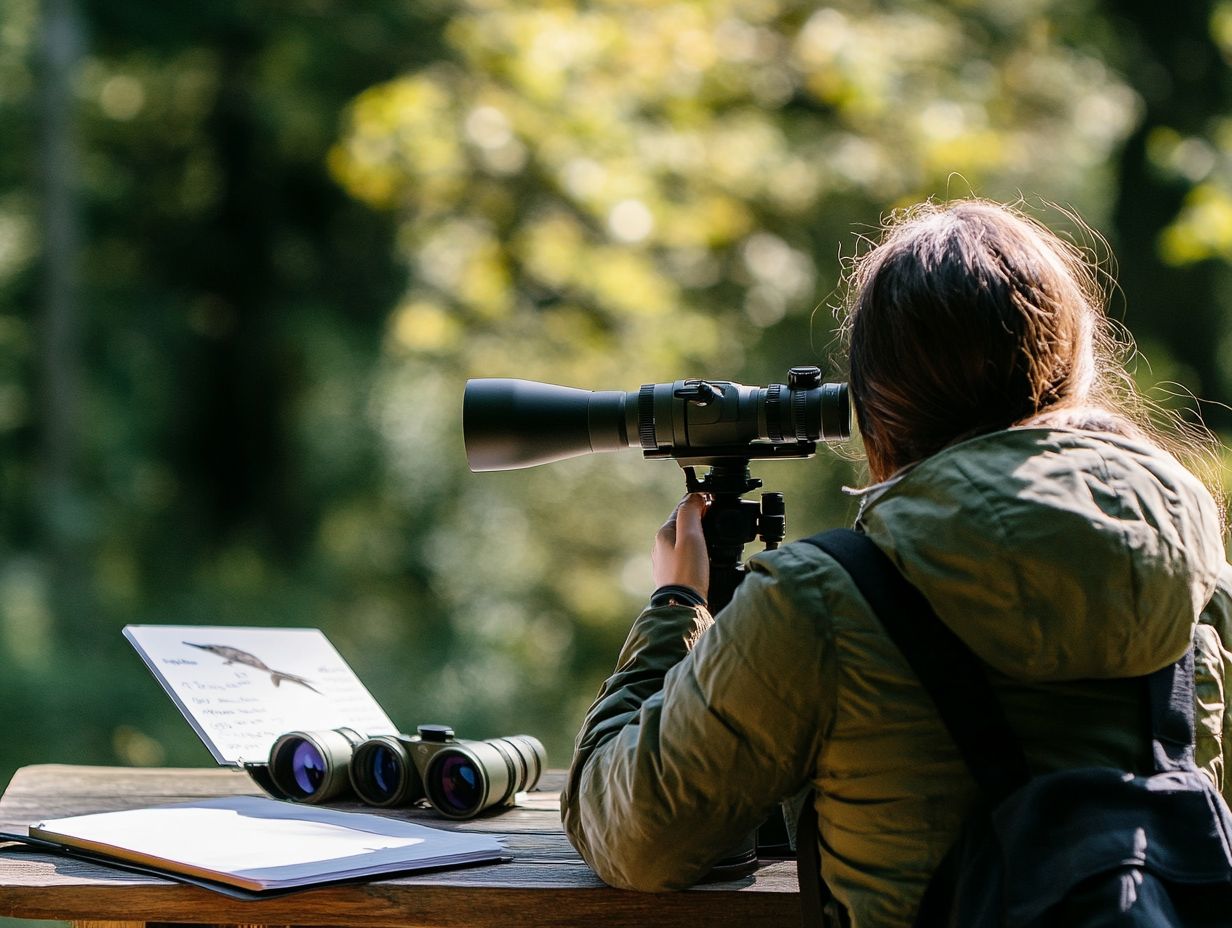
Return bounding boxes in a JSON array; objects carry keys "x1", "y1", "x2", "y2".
[{"x1": 795, "y1": 528, "x2": 1232, "y2": 927}]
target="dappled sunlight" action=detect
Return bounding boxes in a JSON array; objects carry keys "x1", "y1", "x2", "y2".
[
  {"x1": 329, "y1": 8, "x2": 1159, "y2": 745},
  {"x1": 0, "y1": 0, "x2": 1229, "y2": 786},
  {"x1": 112, "y1": 724, "x2": 166, "y2": 767},
  {"x1": 1161, "y1": 184, "x2": 1232, "y2": 265},
  {"x1": 331, "y1": 0, "x2": 1142, "y2": 404},
  {"x1": 0, "y1": 559, "x2": 53, "y2": 669},
  {"x1": 0, "y1": 208, "x2": 35, "y2": 287}
]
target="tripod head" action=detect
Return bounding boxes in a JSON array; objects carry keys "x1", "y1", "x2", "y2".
[{"x1": 682, "y1": 461, "x2": 785, "y2": 614}]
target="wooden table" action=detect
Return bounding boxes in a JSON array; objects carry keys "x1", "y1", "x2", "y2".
[{"x1": 0, "y1": 765, "x2": 800, "y2": 927}]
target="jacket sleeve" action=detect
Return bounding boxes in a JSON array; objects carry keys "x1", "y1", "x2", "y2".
[
  {"x1": 1195, "y1": 561, "x2": 1232, "y2": 802},
  {"x1": 560, "y1": 545, "x2": 837, "y2": 891}
]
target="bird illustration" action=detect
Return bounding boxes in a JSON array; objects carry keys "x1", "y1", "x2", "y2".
[{"x1": 183, "y1": 642, "x2": 322, "y2": 695}]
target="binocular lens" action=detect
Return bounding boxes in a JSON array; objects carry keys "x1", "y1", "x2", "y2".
[
  {"x1": 349, "y1": 735, "x2": 424, "y2": 807},
  {"x1": 369, "y1": 745, "x2": 400, "y2": 796},
  {"x1": 290, "y1": 741, "x2": 327, "y2": 795},
  {"x1": 424, "y1": 735, "x2": 546, "y2": 820},
  {"x1": 433, "y1": 755, "x2": 482, "y2": 816},
  {"x1": 268, "y1": 728, "x2": 363, "y2": 803}
]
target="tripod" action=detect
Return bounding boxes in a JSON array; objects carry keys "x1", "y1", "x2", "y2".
[{"x1": 680, "y1": 458, "x2": 795, "y2": 873}]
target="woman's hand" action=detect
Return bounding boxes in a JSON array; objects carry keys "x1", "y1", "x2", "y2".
[{"x1": 652, "y1": 493, "x2": 711, "y2": 597}]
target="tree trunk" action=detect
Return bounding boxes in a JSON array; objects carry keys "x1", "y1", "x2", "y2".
[{"x1": 38, "y1": 0, "x2": 89, "y2": 641}]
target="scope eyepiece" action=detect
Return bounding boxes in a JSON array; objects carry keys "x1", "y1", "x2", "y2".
[{"x1": 463, "y1": 368, "x2": 849, "y2": 472}]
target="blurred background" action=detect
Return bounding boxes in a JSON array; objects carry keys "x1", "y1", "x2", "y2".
[{"x1": 2, "y1": 0, "x2": 1232, "y2": 818}]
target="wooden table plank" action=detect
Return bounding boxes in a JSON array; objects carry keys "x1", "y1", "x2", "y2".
[
  {"x1": 0, "y1": 766, "x2": 562, "y2": 834},
  {"x1": 0, "y1": 765, "x2": 800, "y2": 928}
]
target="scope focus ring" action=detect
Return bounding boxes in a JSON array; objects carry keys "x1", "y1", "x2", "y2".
[
  {"x1": 792, "y1": 387, "x2": 811, "y2": 441},
  {"x1": 638, "y1": 384, "x2": 658, "y2": 450},
  {"x1": 765, "y1": 383, "x2": 784, "y2": 442}
]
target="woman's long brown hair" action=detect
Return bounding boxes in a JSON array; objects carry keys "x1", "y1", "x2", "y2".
[{"x1": 840, "y1": 199, "x2": 1225, "y2": 525}]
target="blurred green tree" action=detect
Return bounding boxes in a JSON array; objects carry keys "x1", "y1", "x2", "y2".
[
  {"x1": 0, "y1": 0, "x2": 450, "y2": 780},
  {"x1": 333, "y1": 0, "x2": 1140, "y2": 387},
  {"x1": 1101, "y1": 1, "x2": 1232, "y2": 438},
  {"x1": 0, "y1": 0, "x2": 1227, "y2": 806}
]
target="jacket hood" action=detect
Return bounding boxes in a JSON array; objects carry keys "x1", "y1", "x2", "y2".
[{"x1": 857, "y1": 427, "x2": 1226, "y2": 682}]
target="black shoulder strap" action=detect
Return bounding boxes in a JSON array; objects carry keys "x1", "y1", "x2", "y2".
[
  {"x1": 800, "y1": 528, "x2": 1031, "y2": 802},
  {"x1": 795, "y1": 794, "x2": 825, "y2": 928},
  {"x1": 1150, "y1": 646, "x2": 1197, "y2": 771}
]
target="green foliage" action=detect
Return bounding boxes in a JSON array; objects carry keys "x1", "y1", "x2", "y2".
[
  {"x1": 1155, "y1": 5, "x2": 1232, "y2": 266},
  {"x1": 331, "y1": 0, "x2": 1139, "y2": 388},
  {"x1": 0, "y1": 0, "x2": 1228, "y2": 821}
]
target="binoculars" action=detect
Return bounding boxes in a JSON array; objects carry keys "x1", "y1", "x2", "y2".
[{"x1": 267, "y1": 724, "x2": 546, "y2": 820}]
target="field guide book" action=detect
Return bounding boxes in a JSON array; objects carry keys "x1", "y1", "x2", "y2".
[
  {"x1": 25, "y1": 795, "x2": 508, "y2": 893},
  {"x1": 122, "y1": 625, "x2": 400, "y2": 767}
]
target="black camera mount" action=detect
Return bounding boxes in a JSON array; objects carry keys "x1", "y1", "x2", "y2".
[{"x1": 683, "y1": 461, "x2": 785, "y2": 614}]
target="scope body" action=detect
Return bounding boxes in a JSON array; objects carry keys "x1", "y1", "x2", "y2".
[{"x1": 464, "y1": 368, "x2": 849, "y2": 472}]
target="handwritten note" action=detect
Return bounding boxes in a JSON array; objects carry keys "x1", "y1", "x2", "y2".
[{"x1": 123, "y1": 625, "x2": 399, "y2": 766}]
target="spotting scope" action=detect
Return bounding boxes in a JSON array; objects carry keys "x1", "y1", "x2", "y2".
[
  {"x1": 463, "y1": 366, "x2": 849, "y2": 873},
  {"x1": 463, "y1": 366, "x2": 849, "y2": 472}
]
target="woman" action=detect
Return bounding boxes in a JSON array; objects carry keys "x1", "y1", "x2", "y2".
[{"x1": 559, "y1": 200, "x2": 1232, "y2": 927}]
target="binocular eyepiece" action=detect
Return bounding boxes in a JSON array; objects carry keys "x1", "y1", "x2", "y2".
[
  {"x1": 268, "y1": 725, "x2": 546, "y2": 820},
  {"x1": 463, "y1": 366, "x2": 849, "y2": 472}
]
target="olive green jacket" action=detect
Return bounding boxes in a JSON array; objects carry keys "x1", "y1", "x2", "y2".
[{"x1": 561, "y1": 427, "x2": 1230, "y2": 927}]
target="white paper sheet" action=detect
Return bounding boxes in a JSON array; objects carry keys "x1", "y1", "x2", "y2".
[{"x1": 32, "y1": 795, "x2": 506, "y2": 891}]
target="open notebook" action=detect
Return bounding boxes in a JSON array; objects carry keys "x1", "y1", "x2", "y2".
[
  {"x1": 121, "y1": 625, "x2": 401, "y2": 768},
  {"x1": 21, "y1": 795, "x2": 508, "y2": 894}
]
